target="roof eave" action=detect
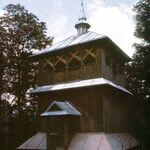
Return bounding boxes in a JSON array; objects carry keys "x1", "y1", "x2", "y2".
[
  {"x1": 105, "y1": 37, "x2": 132, "y2": 61},
  {"x1": 31, "y1": 33, "x2": 131, "y2": 62},
  {"x1": 30, "y1": 78, "x2": 132, "y2": 95},
  {"x1": 30, "y1": 32, "x2": 107, "y2": 58}
]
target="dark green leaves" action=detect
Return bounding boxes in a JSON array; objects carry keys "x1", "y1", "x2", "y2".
[
  {"x1": 126, "y1": 0, "x2": 150, "y2": 101},
  {"x1": 0, "y1": 4, "x2": 53, "y2": 149}
]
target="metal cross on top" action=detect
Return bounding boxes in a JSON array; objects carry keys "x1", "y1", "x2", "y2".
[{"x1": 79, "y1": 0, "x2": 86, "y2": 21}]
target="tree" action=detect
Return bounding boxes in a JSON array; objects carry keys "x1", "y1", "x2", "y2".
[
  {"x1": 126, "y1": 0, "x2": 150, "y2": 146},
  {"x1": 126, "y1": 0, "x2": 150, "y2": 101},
  {"x1": 0, "y1": 4, "x2": 53, "y2": 149},
  {"x1": 0, "y1": 20, "x2": 11, "y2": 150}
]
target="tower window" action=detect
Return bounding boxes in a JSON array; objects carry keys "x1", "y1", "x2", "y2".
[
  {"x1": 69, "y1": 58, "x2": 81, "y2": 70},
  {"x1": 55, "y1": 61, "x2": 66, "y2": 72},
  {"x1": 43, "y1": 64, "x2": 53, "y2": 83},
  {"x1": 84, "y1": 55, "x2": 96, "y2": 65}
]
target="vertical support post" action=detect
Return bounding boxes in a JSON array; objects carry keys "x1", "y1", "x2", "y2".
[
  {"x1": 121, "y1": 143, "x2": 123, "y2": 150},
  {"x1": 102, "y1": 89, "x2": 106, "y2": 132},
  {"x1": 46, "y1": 118, "x2": 50, "y2": 150},
  {"x1": 66, "y1": 63, "x2": 69, "y2": 82},
  {"x1": 64, "y1": 116, "x2": 68, "y2": 150},
  {"x1": 47, "y1": 117, "x2": 57, "y2": 150},
  {"x1": 81, "y1": 46, "x2": 84, "y2": 80}
]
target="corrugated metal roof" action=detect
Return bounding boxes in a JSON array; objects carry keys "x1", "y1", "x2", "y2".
[
  {"x1": 41, "y1": 101, "x2": 81, "y2": 116},
  {"x1": 31, "y1": 77, "x2": 132, "y2": 95},
  {"x1": 68, "y1": 133, "x2": 139, "y2": 150},
  {"x1": 17, "y1": 132, "x2": 46, "y2": 150},
  {"x1": 32, "y1": 31, "x2": 107, "y2": 56}
]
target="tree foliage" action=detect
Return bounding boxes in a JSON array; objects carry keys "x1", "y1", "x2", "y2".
[
  {"x1": 126, "y1": 0, "x2": 150, "y2": 146},
  {"x1": 0, "y1": 4, "x2": 53, "y2": 149},
  {"x1": 126, "y1": 0, "x2": 150, "y2": 101}
]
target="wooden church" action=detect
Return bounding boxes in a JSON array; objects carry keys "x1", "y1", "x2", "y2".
[{"x1": 18, "y1": 2, "x2": 141, "y2": 150}]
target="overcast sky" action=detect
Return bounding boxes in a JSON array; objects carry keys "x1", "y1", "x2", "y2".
[{"x1": 0, "y1": 0, "x2": 138, "y2": 57}]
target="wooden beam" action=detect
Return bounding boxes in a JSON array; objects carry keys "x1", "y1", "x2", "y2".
[
  {"x1": 68, "y1": 51, "x2": 81, "y2": 63},
  {"x1": 44, "y1": 58, "x2": 53, "y2": 68},
  {"x1": 83, "y1": 48, "x2": 96, "y2": 60},
  {"x1": 56, "y1": 55, "x2": 67, "y2": 64}
]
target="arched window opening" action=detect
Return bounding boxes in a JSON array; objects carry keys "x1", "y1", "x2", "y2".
[
  {"x1": 55, "y1": 61, "x2": 66, "y2": 72},
  {"x1": 69, "y1": 58, "x2": 81, "y2": 70},
  {"x1": 43, "y1": 64, "x2": 53, "y2": 84},
  {"x1": 84, "y1": 55, "x2": 96, "y2": 65},
  {"x1": 44, "y1": 64, "x2": 53, "y2": 72}
]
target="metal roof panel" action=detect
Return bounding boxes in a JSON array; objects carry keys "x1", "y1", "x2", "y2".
[
  {"x1": 18, "y1": 132, "x2": 139, "y2": 150},
  {"x1": 41, "y1": 101, "x2": 81, "y2": 116},
  {"x1": 40, "y1": 111, "x2": 68, "y2": 116},
  {"x1": 31, "y1": 78, "x2": 132, "y2": 95},
  {"x1": 32, "y1": 31, "x2": 107, "y2": 56},
  {"x1": 68, "y1": 133, "x2": 139, "y2": 150},
  {"x1": 17, "y1": 132, "x2": 46, "y2": 150}
]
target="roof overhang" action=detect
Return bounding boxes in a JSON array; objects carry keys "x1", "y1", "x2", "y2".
[
  {"x1": 31, "y1": 78, "x2": 132, "y2": 95},
  {"x1": 103, "y1": 37, "x2": 132, "y2": 61},
  {"x1": 31, "y1": 31, "x2": 131, "y2": 61},
  {"x1": 31, "y1": 31, "x2": 106, "y2": 58}
]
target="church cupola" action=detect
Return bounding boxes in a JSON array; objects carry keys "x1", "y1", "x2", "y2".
[{"x1": 75, "y1": 0, "x2": 90, "y2": 35}]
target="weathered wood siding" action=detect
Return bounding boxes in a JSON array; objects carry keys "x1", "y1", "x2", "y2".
[
  {"x1": 37, "y1": 43, "x2": 126, "y2": 87},
  {"x1": 101, "y1": 48, "x2": 126, "y2": 86},
  {"x1": 37, "y1": 86, "x2": 132, "y2": 134},
  {"x1": 37, "y1": 44, "x2": 102, "y2": 86},
  {"x1": 103, "y1": 87, "x2": 132, "y2": 133},
  {"x1": 37, "y1": 87, "x2": 103, "y2": 132}
]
